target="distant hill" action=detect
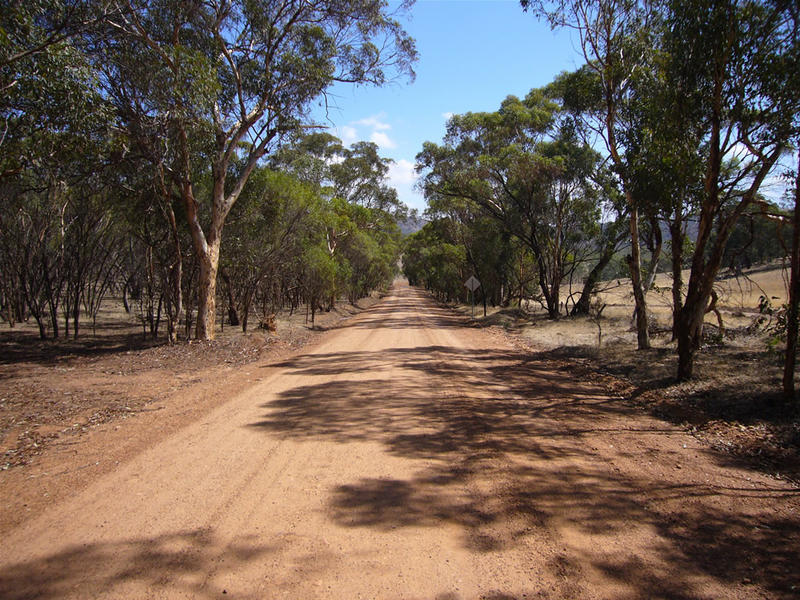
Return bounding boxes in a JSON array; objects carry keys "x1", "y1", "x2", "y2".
[{"x1": 399, "y1": 214, "x2": 427, "y2": 236}]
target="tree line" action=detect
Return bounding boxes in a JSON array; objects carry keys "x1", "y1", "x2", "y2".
[
  {"x1": 404, "y1": 0, "x2": 799, "y2": 394},
  {"x1": 1, "y1": 0, "x2": 417, "y2": 341}
]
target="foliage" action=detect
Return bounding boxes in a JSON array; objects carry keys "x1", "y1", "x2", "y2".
[
  {"x1": 402, "y1": 222, "x2": 468, "y2": 303},
  {"x1": 88, "y1": 0, "x2": 416, "y2": 339},
  {"x1": 0, "y1": 1, "x2": 413, "y2": 342},
  {"x1": 417, "y1": 91, "x2": 606, "y2": 317}
]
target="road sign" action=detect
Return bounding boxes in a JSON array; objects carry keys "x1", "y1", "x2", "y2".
[{"x1": 464, "y1": 276, "x2": 481, "y2": 318}]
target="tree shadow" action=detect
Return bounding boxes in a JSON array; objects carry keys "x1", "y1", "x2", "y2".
[
  {"x1": 0, "y1": 330, "x2": 164, "y2": 367},
  {"x1": 249, "y1": 339, "x2": 800, "y2": 598},
  {"x1": 0, "y1": 528, "x2": 277, "y2": 599},
  {"x1": 542, "y1": 343, "x2": 800, "y2": 484}
]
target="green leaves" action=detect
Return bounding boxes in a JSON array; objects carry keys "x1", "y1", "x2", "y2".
[{"x1": 417, "y1": 88, "x2": 606, "y2": 317}]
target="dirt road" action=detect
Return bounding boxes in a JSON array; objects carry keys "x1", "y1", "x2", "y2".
[{"x1": 1, "y1": 282, "x2": 798, "y2": 599}]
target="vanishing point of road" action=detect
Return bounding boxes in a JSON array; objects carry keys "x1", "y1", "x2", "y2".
[{"x1": 1, "y1": 281, "x2": 798, "y2": 599}]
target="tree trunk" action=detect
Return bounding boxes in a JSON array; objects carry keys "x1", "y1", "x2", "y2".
[
  {"x1": 676, "y1": 233, "x2": 728, "y2": 380},
  {"x1": 783, "y1": 148, "x2": 800, "y2": 400},
  {"x1": 675, "y1": 121, "x2": 781, "y2": 380},
  {"x1": 43, "y1": 257, "x2": 59, "y2": 339},
  {"x1": 180, "y1": 173, "x2": 224, "y2": 342},
  {"x1": 122, "y1": 279, "x2": 131, "y2": 314},
  {"x1": 628, "y1": 204, "x2": 650, "y2": 349},
  {"x1": 572, "y1": 230, "x2": 621, "y2": 316},
  {"x1": 644, "y1": 216, "x2": 663, "y2": 292},
  {"x1": 676, "y1": 297, "x2": 706, "y2": 380},
  {"x1": 184, "y1": 305, "x2": 193, "y2": 339},
  {"x1": 220, "y1": 268, "x2": 239, "y2": 326},
  {"x1": 241, "y1": 290, "x2": 253, "y2": 333},
  {"x1": 195, "y1": 241, "x2": 220, "y2": 340},
  {"x1": 72, "y1": 297, "x2": 80, "y2": 340},
  {"x1": 548, "y1": 267, "x2": 561, "y2": 320},
  {"x1": 165, "y1": 202, "x2": 183, "y2": 344},
  {"x1": 669, "y1": 215, "x2": 685, "y2": 340},
  {"x1": 676, "y1": 56, "x2": 724, "y2": 381},
  {"x1": 533, "y1": 250, "x2": 559, "y2": 318}
]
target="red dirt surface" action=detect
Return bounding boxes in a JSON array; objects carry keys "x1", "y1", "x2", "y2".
[{"x1": 1, "y1": 281, "x2": 798, "y2": 599}]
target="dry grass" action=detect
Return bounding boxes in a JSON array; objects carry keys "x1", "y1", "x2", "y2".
[{"x1": 453, "y1": 263, "x2": 800, "y2": 485}]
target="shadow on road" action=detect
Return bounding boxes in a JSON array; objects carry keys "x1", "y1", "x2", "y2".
[
  {"x1": 250, "y1": 306, "x2": 799, "y2": 598},
  {"x1": 3, "y1": 285, "x2": 796, "y2": 599},
  {"x1": 0, "y1": 529, "x2": 277, "y2": 600}
]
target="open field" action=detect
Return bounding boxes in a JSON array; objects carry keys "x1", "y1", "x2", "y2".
[{"x1": 471, "y1": 263, "x2": 790, "y2": 351}]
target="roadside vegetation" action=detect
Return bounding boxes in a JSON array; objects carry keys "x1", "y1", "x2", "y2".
[
  {"x1": 0, "y1": 0, "x2": 416, "y2": 344},
  {"x1": 1, "y1": 0, "x2": 798, "y2": 482},
  {"x1": 405, "y1": 0, "x2": 800, "y2": 397},
  {"x1": 401, "y1": 0, "x2": 800, "y2": 484}
]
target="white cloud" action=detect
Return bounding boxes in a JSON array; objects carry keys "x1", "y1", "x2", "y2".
[
  {"x1": 339, "y1": 125, "x2": 358, "y2": 146},
  {"x1": 354, "y1": 115, "x2": 391, "y2": 131},
  {"x1": 386, "y1": 158, "x2": 426, "y2": 213},
  {"x1": 387, "y1": 159, "x2": 417, "y2": 187},
  {"x1": 442, "y1": 112, "x2": 454, "y2": 120},
  {"x1": 334, "y1": 113, "x2": 396, "y2": 149},
  {"x1": 370, "y1": 131, "x2": 397, "y2": 150}
]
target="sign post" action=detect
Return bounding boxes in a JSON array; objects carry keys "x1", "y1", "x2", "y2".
[{"x1": 464, "y1": 275, "x2": 481, "y2": 318}]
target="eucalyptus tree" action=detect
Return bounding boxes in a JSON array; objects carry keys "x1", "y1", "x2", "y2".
[
  {"x1": 402, "y1": 222, "x2": 469, "y2": 303},
  {"x1": 775, "y1": 0, "x2": 800, "y2": 399},
  {"x1": 270, "y1": 131, "x2": 345, "y2": 188},
  {"x1": 527, "y1": 0, "x2": 799, "y2": 377},
  {"x1": 59, "y1": 192, "x2": 123, "y2": 339},
  {"x1": 277, "y1": 133, "x2": 401, "y2": 218},
  {"x1": 0, "y1": 180, "x2": 125, "y2": 340},
  {"x1": 0, "y1": 28, "x2": 120, "y2": 339},
  {"x1": 0, "y1": 192, "x2": 58, "y2": 337},
  {"x1": 523, "y1": 0, "x2": 656, "y2": 346},
  {"x1": 95, "y1": 0, "x2": 416, "y2": 339},
  {"x1": 424, "y1": 193, "x2": 515, "y2": 315},
  {"x1": 403, "y1": 215, "x2": 521, "y2": 308},
  {"x1": 417, "y1": 92, "x2": 602, "y2": 318},
  {"x1": 272, "y1": 131, "x2": 405, "y2": 306},
  {"x1": 335, "y1": 199, "x2": 402, "y2": 302},
  {"x1": 663, "y1": 0, "x2": 800, "y2": 379},
  {"x1": 221, "y1": 168, "x2": 321, "y2": 332},
  {"x1": 0, "y1": 0, "x2": 115, "y2": 74},
  {"x1": 329, "y1": 141, "x2": 405, "y2": 217},
  {"x1": 613, "y1": 53, "x2": 706, "y2": 336},
  {"x1": 786, "y1": 149, "x2": 800, "y2": 398},
  {"x1": 115, "y1": 167, "x2": 192, "y2": 343},
  {"x1": 302, "y1": 244, "x2": 337, "y2": 326},
  {"x1": 275, "y1": 134, "x2": 405, "y2": 257},
  {"x1": 541, "y1": 72, "x2": 630, "y2": 316}
]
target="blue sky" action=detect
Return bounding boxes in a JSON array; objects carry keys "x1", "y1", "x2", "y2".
[{"x1": 314, "y1": 0, "x2": 582, "y2": 214}]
